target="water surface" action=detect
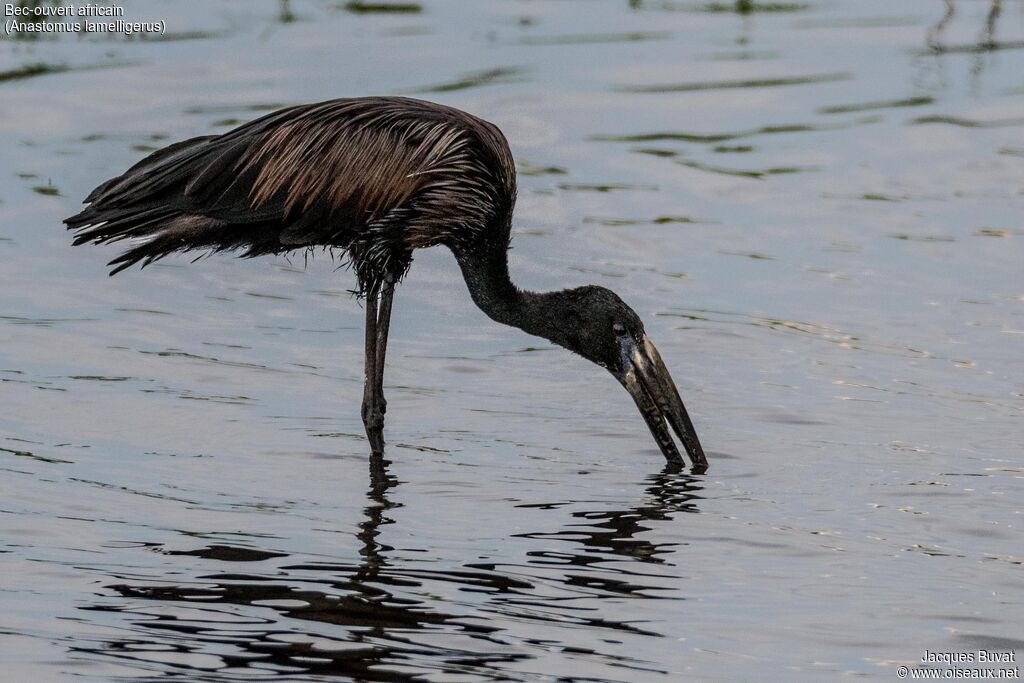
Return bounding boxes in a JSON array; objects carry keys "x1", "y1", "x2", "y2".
[{"x1": 1, "y1": 0, "x2": 1022, "y2": 680}]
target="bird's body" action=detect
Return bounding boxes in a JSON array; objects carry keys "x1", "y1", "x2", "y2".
[
  {"x1": 68, "y1": 97, "x2": 515, "y2": 292},
  {"x1": 67, "y1": 97, "x2": 707, "y2": 470}
]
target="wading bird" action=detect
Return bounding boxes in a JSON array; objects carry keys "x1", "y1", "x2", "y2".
[{"x1": 66, "y1": 97, "x2": 707, "y2": 470}]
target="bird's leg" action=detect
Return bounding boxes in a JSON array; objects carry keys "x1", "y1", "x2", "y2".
[
  {"x1": 362, "y1": 276, "x2": 395, "y2": 455},
  {"x1": 369, "y1": 276, "x2": 395, "y2": 453},
  {"x1": 362, "y1": 285, "x2": 384, "y2": 455},
  {"x1": 373, "y1": 275, "x2": 395, "y2": 428}
]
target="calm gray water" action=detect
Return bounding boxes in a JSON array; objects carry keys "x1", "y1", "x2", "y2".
[{"x1": 2, "y1": 1, "x2": 1023, "y2": 680}]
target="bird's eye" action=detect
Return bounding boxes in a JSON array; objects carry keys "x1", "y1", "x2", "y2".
[{"x1": 612, "y1": 322, "x2": 626, "y2": 335}]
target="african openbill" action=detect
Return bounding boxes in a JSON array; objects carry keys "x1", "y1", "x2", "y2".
[{"x1": 65, "y1": 97, "x2": 708, "y2": 470}]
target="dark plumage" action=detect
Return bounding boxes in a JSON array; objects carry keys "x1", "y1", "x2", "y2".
[
  {"x1": 66, "y1": 96, "x2": 707, "y2": 470},
  {"x1": 67, "y1": 97, "x2": 514, "y2": 290}
]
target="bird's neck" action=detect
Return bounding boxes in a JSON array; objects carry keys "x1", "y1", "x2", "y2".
[{"x1": 453, "y1": 245, "x2": 562, "y2": 339}]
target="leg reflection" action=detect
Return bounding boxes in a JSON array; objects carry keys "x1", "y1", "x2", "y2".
[{"x1": 355, "y1": 452, "x2": 400, "y2": 582}]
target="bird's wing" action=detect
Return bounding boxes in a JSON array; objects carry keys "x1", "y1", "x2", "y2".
[
  {"x1": 199, "y1": 100, "x2": 472, "y2": 224},
  {"x1": 66, "y1": 98, "x2": 499, "y2": 274}
]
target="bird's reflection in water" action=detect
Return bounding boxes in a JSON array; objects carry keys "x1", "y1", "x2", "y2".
[
  {"x1": 77, "y1": 459, "x2": 703, "y2": 680},
  {"x1": 513, "y1": 464, "x2": 701, "y2": 565},
  {"x1": 914, "y1": 0, "x2": 1008, "y2": 95},
  {"x1": 926, "y1": 0, "x2": 958, "y2": 50},
  {"x1": 926, "y1": 0, "x2": 1005, "y2": 48},
  {"x1": 354, "y1": 453, "x2": 399, "y2": 581}
]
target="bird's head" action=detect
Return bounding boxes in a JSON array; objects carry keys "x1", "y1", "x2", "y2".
[{"x1": 543, "y1": 286, "x2": 707, "y2": 471}]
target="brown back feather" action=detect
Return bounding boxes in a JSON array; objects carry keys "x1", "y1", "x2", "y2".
[{"x1": 239, "y1": 98, "x2": 515, "y2": 250}]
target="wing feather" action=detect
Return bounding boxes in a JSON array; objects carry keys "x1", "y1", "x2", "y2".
[{"x1": 65, "y1": 97, "x2": 516, "y2": 280}]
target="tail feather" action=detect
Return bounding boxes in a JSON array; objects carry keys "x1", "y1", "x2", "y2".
[
  {"x1": 68, "y1": 206, "x2": 178, "y2": 246},
  {"x1": 96, "y1": 214, "x2": 232, "y2": 276},
  {"x1": 66, "y1": 133, "x2": 241, "y2": 274},
  {"x1": 106, "y1": 232, "x2": 182, "y2": 275}
]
